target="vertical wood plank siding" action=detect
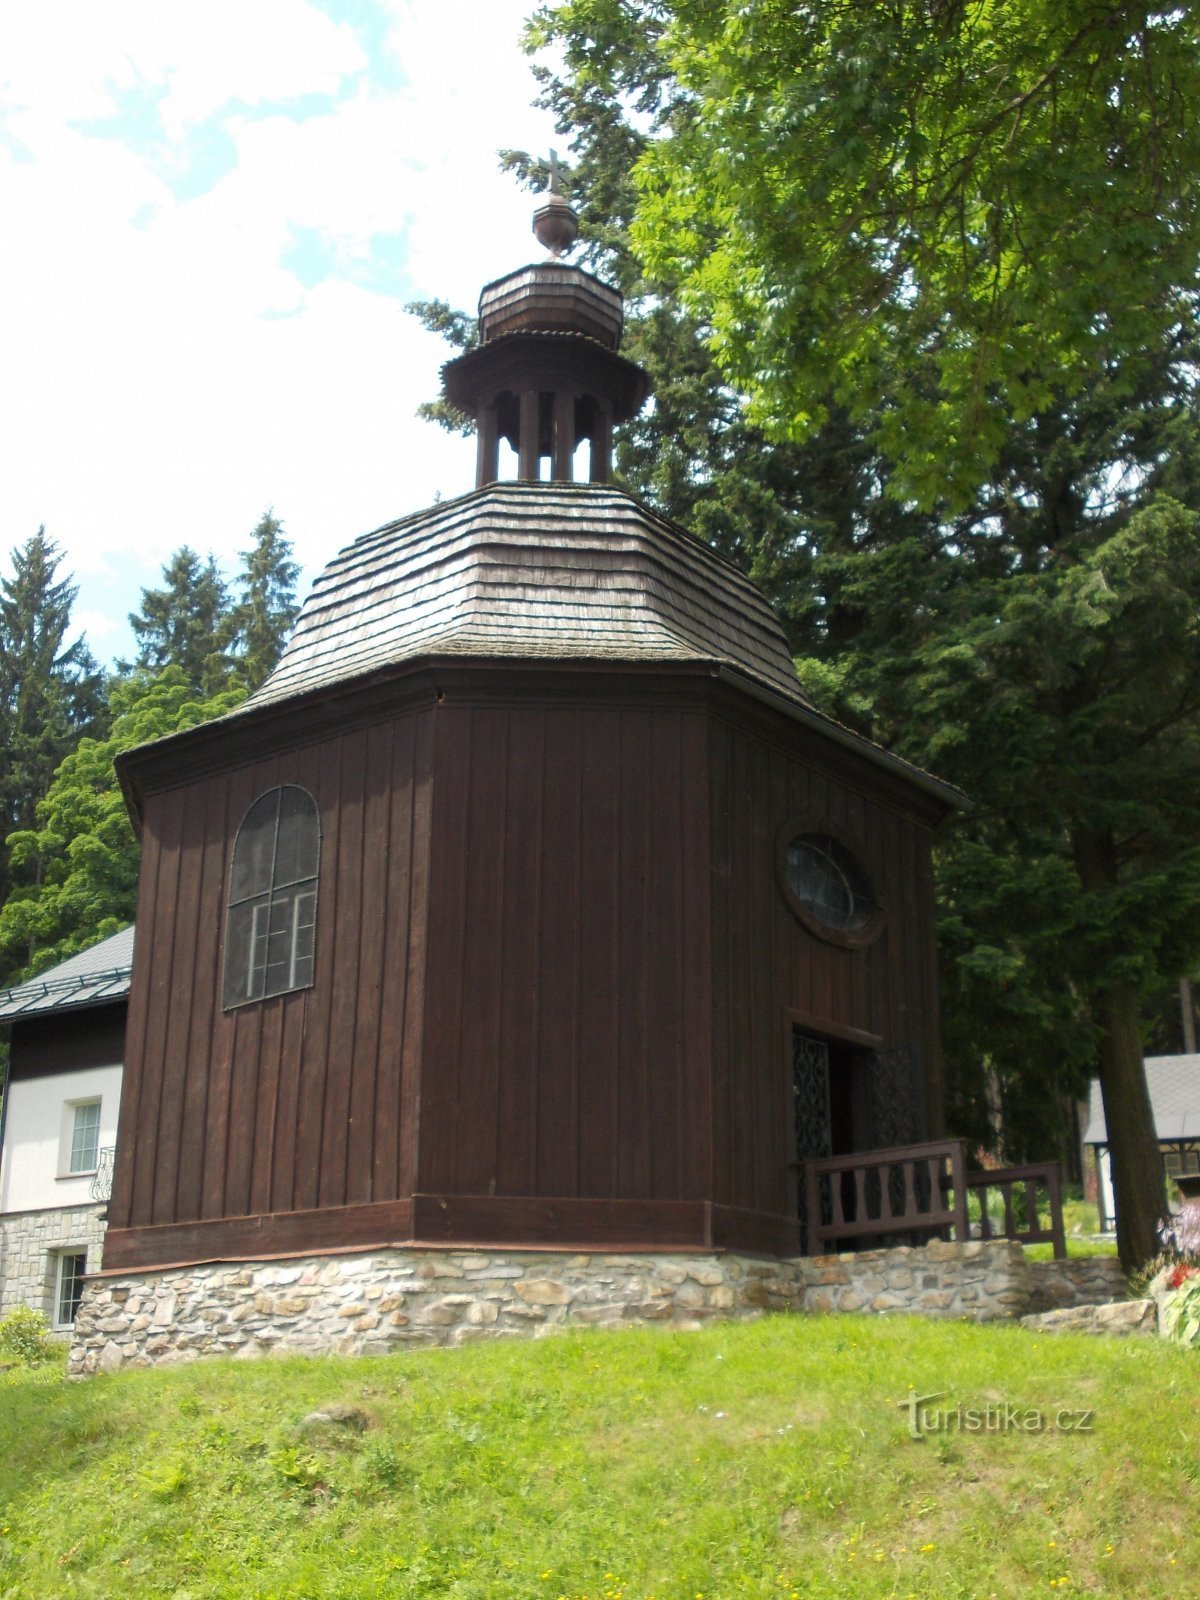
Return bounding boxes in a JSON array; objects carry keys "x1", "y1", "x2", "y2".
[
  {"x1": 107, "y1": 711, "x2": 434, "y2": 1232},
  {"x1": 708, "y1": 713, "x2": 942, "y2": 1221},
  {"x1": 107, "y1": 680, "x2": 941, "y2": 1259},
  {"x1": 418, "y1": 700, "x2": 715, "y2": 1206}
]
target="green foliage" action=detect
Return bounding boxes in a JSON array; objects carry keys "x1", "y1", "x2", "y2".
[
  {"x1": 1129, "y1": 1253, "x2": 1175, "y2": 1300},
  {"x1": 0, "y1": 528, "x2": 104, "y2": 919},
  {"x1": 0, "y1": 667, "x2": 245, "y2": 979},
  {"x1": 621, "y1": 0, "x2": 1200, "y2": 509},
  {"x1": 124, "y1": 515, "x2": 300, "y2": 697},
  {"x1": 0, "y1": 1307, "x2": 58, "y2": 1367},
  {"x1": 227, "y1": 510, "x2": 300, "y2": 693},
  {"x1": 1161, "y1": 1268, "x2": 1200, "y2": 1347},
  {"x1": 406, "y1": 298, "x2": 479, "y2": 434},
  {"x1": 126, "y1": 547, "x2": 234, "y2": 695},
  {"x1": 0, "y1": 1321, "x2": 1196, "y2": 1595}
]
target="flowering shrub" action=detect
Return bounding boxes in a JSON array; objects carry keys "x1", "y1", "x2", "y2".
[
  {"x1": 1161, "y1": 1270, "x2": 1200, "y2": 1346},
  {"x1": 1159, "y1": 1202, "x2": 1200, "y2": 1259},
  {"x1": 1145, "y1": 1209, "x2": 1200, "y2": 1344}
]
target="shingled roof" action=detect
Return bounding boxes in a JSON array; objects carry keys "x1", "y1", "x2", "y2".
[{"x1": 244, "y1": 480, "x2": 812, "y2": 713}]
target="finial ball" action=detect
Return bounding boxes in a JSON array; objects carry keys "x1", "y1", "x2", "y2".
[
  {"x1": 532, "y1": 150, "x2": 578, "y2": 257},
  {"x1": 533, "y1": 193, "x2": 579, "y2": 257}
]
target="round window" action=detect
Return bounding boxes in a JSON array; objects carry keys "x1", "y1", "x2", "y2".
[{"x1": 780, "y1": 831, "x2": 880, "y2": 942}]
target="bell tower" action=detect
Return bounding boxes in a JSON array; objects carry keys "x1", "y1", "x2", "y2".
[{"x1": 442, "y1": 169, "x2": 650, "y2": 486}]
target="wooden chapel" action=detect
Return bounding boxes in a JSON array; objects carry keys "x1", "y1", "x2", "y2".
[{"x1": 103, "y1": 187, "x2": 962, "y2": 1274}]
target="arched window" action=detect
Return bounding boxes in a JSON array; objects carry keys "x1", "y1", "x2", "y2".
[{"x1": 223, "y1": 786, "x2": 320, "y2": 1008}]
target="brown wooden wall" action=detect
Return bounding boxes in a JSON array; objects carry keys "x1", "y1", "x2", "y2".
[
  {"x1": 108, "y1": 708, "x2": 434, "y2": 1240},
  {"x1": 417, "y1": 698, "x2": 714, "y2": 1206},
  {"x1": 708, "y1": 708, "x2": 943, "y2": 1224},
  {"x1": 104, "y1": 668, "x2": 945, "y2": 1268}
]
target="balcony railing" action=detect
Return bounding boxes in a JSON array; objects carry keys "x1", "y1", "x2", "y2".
[
  {"x1": 803, "y1": 1138, "x2": 1066, "y2": 1259},
  {"x1": 90, "y1": 1146, "x2": 116, "y2": 1204}
]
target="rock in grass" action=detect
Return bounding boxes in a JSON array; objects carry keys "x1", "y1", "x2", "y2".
[{"x1": 297, "y1": 1404, "x2": 373, "y2": 1432}]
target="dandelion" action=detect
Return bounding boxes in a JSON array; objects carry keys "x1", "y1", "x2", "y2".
[{"x1": 919, "y1": 1543, "x2": 936, "y2": 1554}]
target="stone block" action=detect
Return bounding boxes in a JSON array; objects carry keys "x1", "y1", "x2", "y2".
[
  {"x1": 516, "y1": 1279, "x2": 573, "y2": 1306},
  {"x1": 98, "y1": 1341, "x2": 125, "y2": 1374},
  {"x1": 150, "y1": 1294, "x2": 178, "y2": 1328},
  {"x1": 414, "y1": 1302, "x2": 461, "y2": 1327}
]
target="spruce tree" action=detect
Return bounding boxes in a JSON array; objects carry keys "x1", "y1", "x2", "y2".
[
  {"x1": 229, "y1": 510, "x2": 300, "y2": 692},
  {"x1": 0, "y1": 528, "x2": 103, "y2": 912},
  {"x1": 126, "y1": 548, "x2": 233, "y2": 695}
]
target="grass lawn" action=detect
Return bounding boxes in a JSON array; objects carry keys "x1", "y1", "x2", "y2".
[
  {"x1": 1, "y1": 1314, "x2": 1195, "y2": 1599},
  {"x1": 1024, "y1": 1238, "x2": 1118, "y2": 1262}
]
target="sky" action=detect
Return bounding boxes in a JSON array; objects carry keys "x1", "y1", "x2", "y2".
[{"x1": 0, "y1": 0, "x2": 562, "y2": 667}]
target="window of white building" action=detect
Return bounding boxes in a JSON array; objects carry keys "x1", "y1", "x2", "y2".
[
  {"x1": 52, "y1": 1249, "x2": 88, "y2": 1327},
  {"x1": 64, "y1": 1100, "x2": 101, "y2": 1174}
]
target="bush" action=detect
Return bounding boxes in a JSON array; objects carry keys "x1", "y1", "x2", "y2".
[{"x1": 0, "y1": 1307, "x2": 59, "y2": 1366}]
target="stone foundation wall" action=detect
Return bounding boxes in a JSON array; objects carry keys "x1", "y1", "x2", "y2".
[
  {"x1": 67, "y1": 1236, "x2": 1095, "y2": 1373},
  {"x1": 1026, "y1": 1255, "x2": 1126, "y2": 1313},
  {"x1": 798, "y1": 1238, "x2": 1029, "y2": 1320},
  {"x1": 0, "y1": 1204, "x2": 106, "y2": 1325},
  {"x1": 70, "y1": 1249, "x2": 807, "y2": 1373}
]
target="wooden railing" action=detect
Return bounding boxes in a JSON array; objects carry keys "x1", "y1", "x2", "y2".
[
  {"x1": 803, "y1": 1139, "x2": 1066, "y2": 1259},
  {"x1": 804, "y1": 1139, "x2": 969, "y2": 1255},
  {"x1": 968, "y1": 1162, "x2": 1066, "y2": 1258}
]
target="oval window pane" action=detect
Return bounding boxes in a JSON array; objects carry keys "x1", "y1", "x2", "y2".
[{"x1": 785, "y1": 834, "x2": 875, "y2": 933}]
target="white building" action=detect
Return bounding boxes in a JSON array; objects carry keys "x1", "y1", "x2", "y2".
[
  {"x1": 0, "y1": 929, "x2": 131, "y2": 1331},
  {"x1": 1084, "y1": 1055, "x2": 1200, "y2": 1232}
]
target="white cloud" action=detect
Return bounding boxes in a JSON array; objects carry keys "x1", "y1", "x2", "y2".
[{"x1": 0, "y1": 0, "x2": 564, "y2": 660}]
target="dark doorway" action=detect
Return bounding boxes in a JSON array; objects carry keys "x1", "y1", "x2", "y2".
[
  {"x1": 793, "y1": 1027, "x2": 860, "y2": 1161},
  {"x1": 794, "y1": 1027, "x2": 865, "y2": 1242}
]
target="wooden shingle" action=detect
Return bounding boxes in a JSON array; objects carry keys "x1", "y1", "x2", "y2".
[{"x1": 246, "y1": 480, "x2": 812, "y2": 713}]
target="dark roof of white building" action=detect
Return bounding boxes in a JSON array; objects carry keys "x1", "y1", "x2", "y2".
[
  {"x1": 243, "y1": 480, "x2": 813, "y2": 714},
  {"x1": 0, "y1": 926, "x2": 134, "y2": 1021},
  {"x1": 1084, "y1": 1055, "x2": 1200, "y2": 1144}
]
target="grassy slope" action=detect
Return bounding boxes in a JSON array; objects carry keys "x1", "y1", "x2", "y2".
[{"x1": 1, "y1": 1315, "x2": 1195, "y2": 1599}]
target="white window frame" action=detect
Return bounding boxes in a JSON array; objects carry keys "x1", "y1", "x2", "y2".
[
  {"x1": 58, "y1": 1098, "x2": 102, "y2": 1178},
  {"x1": 52, "y1": 1248, "x2": 88, "y2": 1328}
]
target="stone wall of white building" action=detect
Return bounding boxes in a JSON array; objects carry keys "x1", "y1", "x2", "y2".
[{"x1": 0, "y1": 1203, "x2": 106, "y2": 1327}]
